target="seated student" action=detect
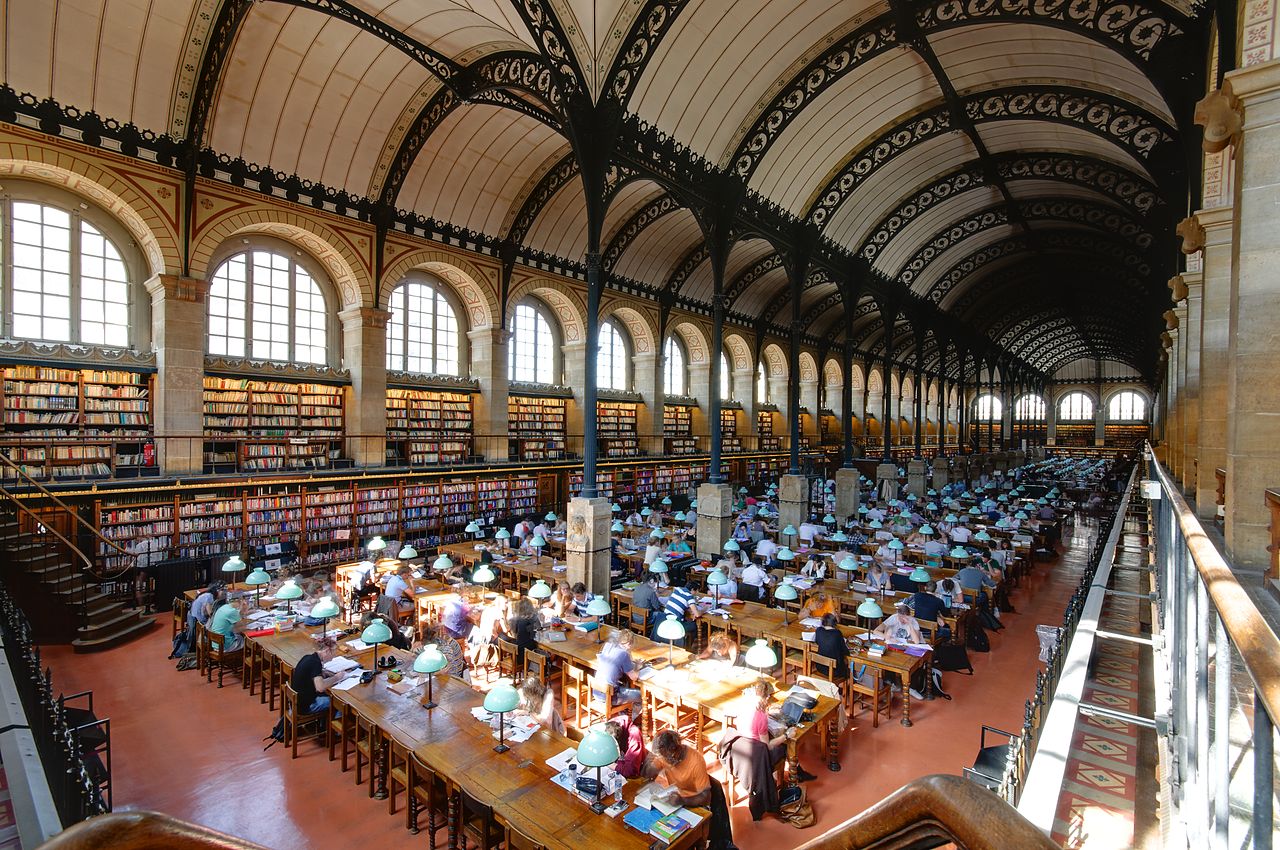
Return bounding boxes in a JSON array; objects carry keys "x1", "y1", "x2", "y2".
[
  {"x1": 749, "y1": 518, "x2": 766, "y2": 544},
  {"x1": 290, "y1": 637, "x2": 351, "y2": 715},
  {"x1": 511, "y1": 518, "x2": 531, "y2": 547},
  {"x1": 652, "y1": 730, "x2": 712, "y2": 807},
  {"x1": 813, "y1": 613, "x2": 850, "y2": 676},
  {"x1": 797, "y1": 518, "x2": 823, "y2": 545},
  {"x1": 874, "y1": 540, "x2": 898, "y2": 563},
  {"x1": 847, "y1": 528, "x2": 868, "y2": 549},
  {"x1": 864, "y1": 562, "x2": 888, "y2": 592},
  {"x1": 668, "y1": 534, "x2": 693, "y2": 556},
  {"x1": 467, "y1": 595, "x2": 509, "y2": 670},
  {"x1": 187, "y1": 581, "x2": 223, "y2": 642},
  {"x1": 956, "y1": 560, "x2": 998, "y2": 595},
  {"x1": 569, "y1": 582, "x2": 595, "y2": 618},
  {"x1": 728, "y1": 679, "x2": 790, "y2": 766},
  {"x1": 873, "y1": 601, "x2": 924, "y2": 645},
  {"x1": 606, "y1": 716, "x2": 649, "y2": 779},
  {"x1": 548, "y1": 581, "x2": 574, "y2": 619},
  {"x1": 382, "y1": 563, "x2": 416, "y2": 613},
  {"x1": 362, "y1": 612, "x2": 412, "y2": 650},
  {"x1": 800, "y1": 554, "x2": 826, "y2": 580},
  {"x1": 937, "y1": 577, "x2": 963, "y2": 607},
  {"x1": 516, "y1": 674, "x2": 565, "y2": 735},
  {"x1": 909, "y1": 582, "x2": 949, "y2": 639},
  {"x1": 506, "y1": 598, "x2": 540, "y2": 664},
  {"x1": 739, "y1": 559, "x2": 773, "y2": 603},
  {"x1": 865, "y1": 502, "x2": 886, "y2": 522},
  {"x1": 754, "y1": 535, "x2": 779, "y2": 562},
  {"x1": 595, "y1": 629, "x2": 642, "y2": 711},
  {"x1": 423, "y1": 624, "x2": 468, "y2": 680},
  {"x1": 625, "y1": 509, "x2": 643, "y2": 527},
  {"x1": 441, "y1": 590, "x2": 476, "y2": 640},
  {"x1": 643, "y1": 539, "x2": 664, "y2": 570},
  {"x1": 631, "y1": 570, "x2": 666, "y2": 625},
  {"x1": 950, "y1": 523, "x2": 973, "y2": 544},
  {"x1": 660, "y1": 577, "x2": 699, "y2": 641},
  {"x1": 477, "y1": 545, "x2": 495, "y2": 566},
  {"x1": 531, "y1": 518, "x2": 551, "y2": 540},
  {"x1": 798, "y1": 591, "x2": 836, "y2": 621},
  {"x1": 698, "y1": 633, "x2": 739, "y2": 665},
  {"x1": 922, "y1": 534, "x2": 947, "y2": 557},
  {"x1": 208, "y1": 593, "x2": 250, "y2": 652}
]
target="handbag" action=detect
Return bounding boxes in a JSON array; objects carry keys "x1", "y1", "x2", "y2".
[{"x1": 778, "y1": 784, "x2": 815, "y2": 828}]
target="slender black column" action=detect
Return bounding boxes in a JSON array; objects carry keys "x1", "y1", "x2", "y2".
[
  {"x1": 788, "y1": 322, "x2": 802, "y2": 474},
  {"x1": 709, "y1": 292, "x2": 726, "y2": 483},
  {"x1": 986, "y1": 370, "x2": 995, "y2": 451},
  {"x1": 842, "y1": 342, "x2": 855, "y2": 468},
  {"x1": 581, "y1": 249, "x2": 602, "y2": 497},
  {"x1": 913, "y1": 365, "x2": 924, "y2": 458}
]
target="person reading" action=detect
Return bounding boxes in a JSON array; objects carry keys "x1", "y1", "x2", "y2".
[
  {"x1": 290, "y1": 637, "x2": 348, "y2": 715},
  {"x1": 652, "y1": 730, "x2": 712, "y2": 807}
]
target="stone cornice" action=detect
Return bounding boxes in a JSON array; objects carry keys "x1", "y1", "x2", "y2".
[
  {"x1": 0, "y1": 340, "x2": 155, "y2": 370},
  {"x1": 203, "y1": 355, "x2": 350, "y2": 383},
  {"x1": 508, "y1": 381, "x2": 573, "y2": 398},
  {"x1": 597, "y1": 389, "x2": 644, "y2": 403},
  {"x1": 385, "y1": 371, "x2": 479, "y2": 391},
  {"x1": 663, "y1": 395, "x2": 699, "y2": 407},
  {"x1": 144, "y1": 274, "x2": 209, "y2": 304}
]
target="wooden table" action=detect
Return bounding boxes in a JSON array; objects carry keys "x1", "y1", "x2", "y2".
[{"x1": 249, "y1": 628, "x2": 708, "y2": 850}]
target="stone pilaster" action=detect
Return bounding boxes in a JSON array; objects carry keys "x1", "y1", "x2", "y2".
[
  {"x1": 145, "y1": 274, "x2": 209, "y2": 475},
  {"x1": 562, "y1": 341, "x2": 587, "y2": 450},
  {"x1": 468, "y1": 327, "x2": 510, "y2": 462},
  {"x1": 834, "y1": 467, "x2": 860, "y2": 521},
  {"x1": 338, "y1": 306, "x2": 391, "y2": 467},
  {"x1": 778, "y1": 474, "x2": 809, "y2": 535},
  {"x1": 695, "y1": 482, "x2": 735, "y2": 561},
  {"x1": 875, "y1": 463, "x2": 898, "y2": 502},
  {"x1": 734, "y1": 367, "x2": 759, "y2": 442},
  {"x1": 1166, "y1": 324, "x2": 1181, "y2": 477},
  {"x1": 906, "y1": 459, "x2": 927, "y2": 496},
  {"x1": 932, "y1": 455, "x2": 951, "y2": 487},
  {"x1": 769, "y1": 374, "x2": 791, "y2": 440},
  {"x1": 687, "y1": 362, "x2": 711, "y2": 442},
  {"x1": 1224, "y1": 59, "x2": 1280, "y2": 566},
  {"x1": 800, "y1": 379, "x2": 820, "y2": 443},
  {"x1": 1180, "y1": 274, "x2": 1203, "y2": 496},
  {"x1": 566, "y1": 497, "x2": 612, "y2": 595},
  {"x1": 1196, "y1": 206, "x2": 1234, "y2": 520},
  {"x1": 632, "y1": 351, "x2": 663, "y2": 450}
]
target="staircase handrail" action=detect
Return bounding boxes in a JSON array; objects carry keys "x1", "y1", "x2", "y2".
[
  {"x1": 0, "y1": 453, "x2": 134, "y2": 580},
  {"x1": 36, "y1": 810, "x2": 266, "y2": 849},
  {"x1": 0, "y1": 483, "x2": 93, "y2": 572}
]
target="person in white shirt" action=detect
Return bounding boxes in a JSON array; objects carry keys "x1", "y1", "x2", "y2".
[
  {"x1": 950, "y1": 524, "x2": 972, "y2": 544},
  {"x1": 865, "y1": 504, "x2": 886, "y2": 522},
  {"x1": 512, "y1": 519, "x2": 531, "y2": 545},
  {"x1": 740, "y1": 562, "x2": 773, "y2": 603},
  {"x1": 382, "y1": 564, "x2": 415, "y2": 612},
  {"x1": 923, "y1": 537, "x2": 947, "y2": 557},
  {"x1": 626, "y1": 511, "x2": 643, "y2": 526},
  {"x1": 532, "y1": 521, "x2": 551, "y2": 539},
  {"x1": 755, "y1": 537, "x2": 779, "y2": 560},
  {"x1": 800, "y1": 555, "x2": 826, "y2": 579},
  {"x1": 644, "y1": 541, "x2": 663, "y2": 567},
  {"x1": 798, "y1": 521, "x2": 823, "y2": 544}
]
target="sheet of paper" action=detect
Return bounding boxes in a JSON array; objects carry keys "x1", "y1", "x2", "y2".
[
  {"x1": 799, "y1": 617, "x2": 823, "y2": 628},
  {"x1": 331, "y1": 676, "x2": 361, "y2": 691},
  {"x1": 323, "y1": 656, "x2": 359, "y2": 674},
  {"x1": 545, "y1": 747, "x2": 579, "y2": 773},
  {"x1": 796, "y1": 675, "x2": 841, "y2": 699},
  {"x1": 674, "y1": 807, "x2": 705, "y2": 827},
  {"x1": 801, "y1": 631, "x2": 816, "y2": 642},
  {"x1": 346, "y1": 639, "x2": 370, "y2": 651}
]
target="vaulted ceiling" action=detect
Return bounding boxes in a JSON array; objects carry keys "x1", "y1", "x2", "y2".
[{"x1": 2, "y1": 0, "x2": 1211, "y2": 381}]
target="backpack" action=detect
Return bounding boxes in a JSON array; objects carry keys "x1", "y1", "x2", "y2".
[
  {"x1": 169, "y1": 630, "x2": 190, "y2": 659},
  {"x1": 777, "y1": 784, "x2": 814, "y2": 828},
  {"x1": 263, "y1": 718, "x2": 285, "y2": 751},
  {"x1": 175, "y1": 653, "x2": 198, "y2": 671},
  {"x1": 967, "y1": 623, "x2": 991, "y2": 652},
  {"x1": 979, "y1": 606, "x2": 1003, "y2": 632},
  {"x1": 933, "y1": 642, "x2": 974, "y2": 674}
]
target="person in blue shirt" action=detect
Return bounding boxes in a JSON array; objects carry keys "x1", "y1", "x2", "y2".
[
  {"x1": 909, "y1": 582, "x2": 948, "y2": 639},
  {"x1": 595, "y1": 629, "x2": 641, "y2": 714}
]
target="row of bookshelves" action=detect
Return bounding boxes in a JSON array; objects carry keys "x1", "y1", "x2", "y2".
[
  {"x1": 664, "y1": 404, "x2": 697, "y2": 456},
  {"x1": 509, "y1": 395, "x2": 567, "y2": 461},
  {"x1": 757, "y1": 411, "x2": 781, "y2": 451},
  {"x1": 598, "y1": 401, "x2": 639, "y2": 458},
  {"x1": 567, "y1": 461, "x2": 716, "y2": 506}
]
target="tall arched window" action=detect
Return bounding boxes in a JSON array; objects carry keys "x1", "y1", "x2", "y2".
[
  {"x1": 1107, "y1": 391, "x2": 1146, "y2": 421},
  {"x1": 597, "y1": 321, "x2": 628, "y2": 390},
  {"x1": 207, "y1": 248, "x2": 329, "y2": 364},
  {"x1": 974, "y1": 394, "x2": 1002, "y2": 421},
  {"x1": 4, "y1": 200, "x2": 133, "y2": 346},
  {"x1": 386, "y1": 279, "x2": 460, "y2": 375},
  {"x1": 720, "y1": 353, "x2": 732, "y2": 400},
  {"x1": 663, "y1": 337, "x2": 686, "y2": 396},
  {"x1": 1058, "y1": 392, "x2": 1094, "y2": 421},
  {"x1": 508, "y1": 301, "x2": 556, "y2": 383},
  {"x1": 1014, "y1": 394, "x2": 1046, "y2": 420},
  {"x1": 757, "y1": 363, "x2": 768, "y2": 403}
]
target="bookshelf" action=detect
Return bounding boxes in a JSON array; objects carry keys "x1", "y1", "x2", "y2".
[
  {"x1": 757, "y1": 411, "x2": 781, "y2": 451},
  {"x1": 746, "y1": 456, "x2": 788, "y2": 485},
  {"x1": 1104, "y1": 423, "x2": 1148, "y2": 447},
  {"x1": 1053, "y1": 424, "x2": 1093, "y2": 447},
  {"x1": 1, "y1": 366, "x2": 155, "y2": 480},
  {"x1": 96, "y1": 499, "x2": 174, "y2": 574},
  {"x1": 202, "y1": 377, "x2": 346, "y2": 472},
  {"x1": 663, "y1": 404, "x2": 697, "y2": 455},
  {"x1": 301, "y1": 487, "x2": 357, "y2": 568},
  {"x1": 386, "y1": 388, "x2": 473, "y2": 466},
  {"x1": 509, "y1": 395, "x2": 567, "y2": 461},
  {"x1": 598, "y1": 401, "x2": 639, "y2": 458},
  {"x1": 176, "y1": 496, "x2": 243, "y2": 561},
  {"x1": 720, "y1": 409, "x2": 742, "y2": 452}
]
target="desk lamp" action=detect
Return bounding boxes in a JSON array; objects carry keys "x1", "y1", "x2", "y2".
[
  {"x1": 1015, "y1": 511, "x2": 1029, "y2": 520},
  {"x1": 465, "y1": 520, "x2": 482, "y2": 539},
  {"x1": 612, "y1": 503, "x2": 621, "y2": 513},
  {"x1": 995, "y1": 518, "x2": 1010, "y2": 529},
  {"x1": 822, "y1": 513, "x2": 836, "y2": 527},
  {"x1": 656, "y1": 614, "x2": 686, "y2": 665},
  {"x1": 674, "y1": 510, "x2": 687, "y2": 522},
  {"x1": 888, "y1": 538, "x2": 904, "y2": 565},
  {"x1": 773, "y1": 580, "x2": 798, "y2": 624},
  {"x1": 945, "y1": 513, "x2": 959, "y2": 523},
  {"x1": 918, "y1": 524, "x2": 934, "y2": 536},
  {"x1": 361, "y1": 618, "x2": 393, "y2": 676},
  {"x1": 858, "y1": 505, "x2": 869, "y2": 517},
  {"x1": 857, "y1": 597, "x2": 883, "y2": 629},
  {"x1": 949, "y1": 546, "x2": 969, "y2": 559},
  {"x1": 585, "y1": 596, "x2": 612, "y2": 643},
  {"x1": 868, "y1": 519, "x2": 883, "y2": 530},
  {"x1": 650, "y1": 528, "x2": 665, "y2": 541},
  {"x1": 661, "y1": 496, "x2": 673, "y2": 507},
  {"x1": 744, "y1": 639, "x2": 777, "y2": 675},
  {"x1": 610, "y1": 520, "x2": 625, "y2": 534},
  {"x1": 310, "y1": 595, "x2": 340, "y2": 635},
  {"x1": 221, "y1": 554, "x2": 245, "y2": 588},
  {"x1": 927, "y1": 502, "x2": 938, "y2": 511},
  {"x1": 433, "y1": 553, "x2": 453, "y2": 575},
  {"x1": 530, "y1": 534, "x2": 547, "y2": 564},
  {"x1": 413, "y1": 644, "x2": 447, "y2": 709},
  {"x1": 689, "y1": 499, "x2": 698, "y2": 510},
  {"x1": 276, "y1": 578, "x2": 304, "y2": 614},
  {"x1": 245, "y1": 567, "x2": 271, "y2": 606},
  {"x1": 777, "y1": 547, "x2": 795, "y2": 567},
  {"x1": 528, "y1": 580, "x2": 553, "y2": 602},
  {"x1": 494, "y1": 528, "x2": 511, "y2": 551},
  {"x1": 471, "y1": 564, "x2": 496, "y2": 587},
  {"x1": 400, "y1": 545, "x2": 419, "y2": 561},
  {"x1": 968, "y1": 507, "x2": 982, "y2": 516},
  {"x1": 974, "y1": 530, "x2": 992, "y2": 543},
  {"x1": 706, "y1": 568, "x2": 727, "y2": 609},
  {"x1": 781, "y1": 525, "x2": 798, "y2": 548},
  {"x1": 723, "y1": 539, "x2": 740, "y2": 555},
  {"x1": 831, "y1": 530, "x2": 848, "y2": 543},
  {"x1": 649, "y1": 558, "x2": 669, "y2": 578},
  {"x1": 909, "y1": 566, "x2": 931, "y2": 584},
  {"x1": 367, "y1": 536, "x2": 388, "y2": 560},
  {"x1": 484, "y1": 682, "x2": 521, "y2": 753},
  {"x1": 577, "y1": 727, "x2": 622, "y2": 814},
  {"x1": 641, "y1": 507, "x2": 652, "y2": 519},
  {"x1": 739, "y1": 487, "x2": 749, "y2": 495}
]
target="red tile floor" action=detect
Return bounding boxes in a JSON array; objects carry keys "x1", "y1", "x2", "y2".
[{"x1": 42, "y1": 523, "x2": 1100, "y2": 850}]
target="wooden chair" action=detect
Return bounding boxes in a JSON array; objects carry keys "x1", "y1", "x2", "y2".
[
  {"x1": 584, "y1": 673, "x2": 631, "y2": 727},
  {"x1": 522, "y1": 648, "x2": 560, "y2": 697},
  {"x1": 561, "y1": 663, "x2": 589, "y2": 728},
  {"x1": 494, "y1": 636, "x2": 519, "y2": 682},
  {"x1": 502, "y1": 820, "x2": 549, "y2": 850},
  {"x1": 193, "y1": 622, "x2": 209, "y2": 677},
  {"x1": 850, "y1": 663, "x2": 892, "y2": 728},
  {"x1": 623, "y1": 602, "x2": 649, "y2": 635},
  {"x1": 353, "y1": 710, "x2": 382, "y2": 797},
  {"x1": 327, "y1": 698, "x2": 354, "y2": 770},
  {"x1": 204, "y1": 629, "x2": 243, "y2": 689},
  {"x1": 457, "y1": 785, "x2": 504, "y2": 850},
  {"x1": 807, "y1": 653, "x2": 852, "y2": 713},
  {"x1": 385, "y1": 738, "x2": 411, "y2": 816},
  {"x1": 256, "y1": 650, "x2": 280, "y2": 711},
  {"x1": 778, "y1": 634, "x2": 809, "y2": 685},
  {"x1": 241, "y1": 640, "x2": 259, "y2": 693},
  {"x1": 280, "y1": 684, "x2": 325, "y2": 759},
  {"x1": 408, "y1": 752, "x2": 446, "y2": 842},
  {"x1": 171, "y1": 596, "x2": 189, "y2": 637}
]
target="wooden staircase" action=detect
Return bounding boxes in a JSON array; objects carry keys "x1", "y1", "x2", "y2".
[{"x1": 0, "y1": 512, "x2": 155, "y2": 651}]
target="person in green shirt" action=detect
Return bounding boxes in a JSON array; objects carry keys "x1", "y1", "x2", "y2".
[
  {"x1": 208, "y1": 594, "x2": 250, "y2": 652},
  {"x1": 668, "y1": 535, "x2": 693, "y2": 555}
]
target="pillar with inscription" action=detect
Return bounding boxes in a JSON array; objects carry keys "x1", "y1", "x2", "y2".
[
  {"x1": 695, "y1": 482, "x2": 736, "y2": 562},
  {"x1": 778, "y1": 474, "x2": 809, "y2": 535},
  {"x1": 339, "y1": 306, "x2": 390, "y2": 467},
  {"x1": 146, "y1": 275, "x2": 209, "y2": 475},
  {"x1": 906, "y1": 459, "x2": 927, "y2": 496},
  {"x1": 567, "y1": 496, "x2": 612, "y2": 595},
  {"x1": 834, "y1": 467, "x2": 860, "y2": 521},
  {"x1": 468, "y1": 327, "x2": 510, "y2": 462},
  {"x1": 932, "y1": 455, "x2": 951, "y2": 488}
]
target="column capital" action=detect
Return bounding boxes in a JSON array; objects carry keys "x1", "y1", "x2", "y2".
[
  {"x1": 1194, "y1": 205, "x2": 1234, "y2": 234},
  {"x1": 631, "y1": 350, "x2": 660, "y2": 365},
  {"x1": 1224, "y1": 57, "x2": 1280, "y2": 106},
  {"x1": 1167, "y1": 274, "x2": 1189, "y2": 303},
  {"x1": 1194, "y1": 87, "x2": 1242, "y2": 153},
  {"x1": 338, "y1": 306, "x2": 392, "y2": 330},
  {"x1": 144, "y1": 274, "x2": 208, "y2": 304},
  {"x1": 467, "y1": 326, "x2": 510, "y2": 346}
]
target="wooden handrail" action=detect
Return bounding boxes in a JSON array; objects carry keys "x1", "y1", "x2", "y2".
[
  {"x1": 36, "y1": 811, "x2": 267, "y2": 849},
  {"x1": 1147, "y1": 446, "x2": 1280, "y2": 727},
  {"x1": 0, "y1": 482, "x2": 93, "y2": 571},
  {"x1": 796, "y1": 774, "x2": 1058, "y2": 850}
]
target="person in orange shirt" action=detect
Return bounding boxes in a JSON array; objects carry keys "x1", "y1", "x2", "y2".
[
  {"x1": 652, "y1": 730, "x2": 711, "y2": 807},
  {"x1": 798, "y1": 591, "x2": 836, "y2": 621}
]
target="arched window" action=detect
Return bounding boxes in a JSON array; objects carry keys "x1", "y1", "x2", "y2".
[
  {"x1": 663, "y1": 337, "x2": 686, "y2": 396},
  {"x1": 1014, "y1": 394, "x2": 1046, "y2": 420},
  {"x1": 508, "y1": 301, "x2": 556, "y2": 384},
  {"x1": 974, "y1": 394, "x2": 1002, "y2": 421},
  {"x1": 4, "y1": 200, "x2": 133, "y2": 346},
  {"x1": 757, "y1": 363, "x2": 768, "y2": 403},
  {"x1": 386, "y1": 279, "x2": 460, "y2": 375},
  {"x1": 1058, "y1": 392, "x2": 1094, "y2": 421},
  {"x1": 597, "y1": 320, "x2": 628, "y2": 390},
  {"x1": 720, "y1": 353, "x2": 732, "y2": 400},
  {"x1": 207, "y1": 248, "x2": 329, "y2": 364},
  {"x1": 1107, "y1": 391, "x2": 1146, "y2": 421}
]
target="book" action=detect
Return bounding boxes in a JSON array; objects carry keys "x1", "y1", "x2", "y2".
[{"x1": 650, "y1": 813, "x2": 691, "y2": 842}]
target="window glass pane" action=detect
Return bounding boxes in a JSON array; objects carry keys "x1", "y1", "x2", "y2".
[
  {"x1": 1107, "y1": 391, "x2": 1146, "y2": 421},
  {"x1": 664, "y1": 337, "x2": 685, "y2": 396},
  {"x1": 975, "y1": 394, "x2": 1002, "y2": 421},
  {"x1": 292, "y1": 267, "x2": 327, "y2": 365},
  {"x1": 720, "y1": 353, "x2": 731, "y2": 400},
  {"x1": 509, "y1": 303, "x2": 554, "y2": 383},
  {"x1": 1058, "y1": 392, "x2": 1094, "y2": 421},
  {"x1": 78, "y1": 221, "x2": 130, "y2": 347},
  {"x1": 208, "y1": 254, "x2": 247, "y2": 357},
  {"x1": 385, "y1": 280, "x2": 460, "y2": 375},
  {"x1": 10, "y1": 201, "x2": 72, "y2": 342},
  {"x1": 598, "y1": 321, "x2": 627, "y2": 390},
  {"x1": 1014, "y1": 395, "x2": 1046, "y2": 420},
  {"x1": 756, "y1": 363, "x2": 767, "y2": 403}
]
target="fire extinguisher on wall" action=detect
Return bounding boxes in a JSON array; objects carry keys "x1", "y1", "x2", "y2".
[{"x1": 143, "y1": 441, "x2": 155, "y2": 466}]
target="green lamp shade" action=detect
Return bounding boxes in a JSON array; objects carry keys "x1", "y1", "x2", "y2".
[
  {"x1": 918, "y1": 524, "x2": 934, "y2": 535},
  {"x1": 927, "y1": 489, "x2": 937, "y2": 496},
  {"x1": 400, "y1": 545, "x2": 420, "y2": 559},
  {"x1": 1037, "y1": 498, "x2": 1048, "y2": 506},
  {"x1": 471, "y1": 565, "x2": 496, "y2": 584},
  {"x1": 927, "y1": 502, "x2": 938, "y2": 511},
  {"x1": 782, "y1": 525, "x2": 798, "y2": 536},
  {"x1": 738, "y1": 487, "x2": 748, "y2": 494},
  {"x1": 858, "y1": 505, "x2": 869, "y2": 514},
  {"x1": 611, "y1": 520, "x2": 625, "y2": 533},
  {"x1": 1015, "y1": 511, "x2": 1028, "y2": 520},
  {"x1": 773, "y1": 582, "x2": 798, "y2": 602},
  {"x1": 483, "y1": 682, "x2": 521, "y2": 714},
  {"x1": 889, "y1": 500, "x2": 899, "y2": 508},
  {"x1": 777, "y1": 547, "x2": 795, "y2": 561},
  {"x1": 897, "y1": 467, "x2": 905, "y2": 475},
  {"x1": 868, "y1": 520, "x2": 883, "y2": 529},
  {"x1": 465, "y1": 521, "x2": 481, "y2": 534},
  {"x1": 276, "y1": 579, "x2": 304, "y2": 600},
  {"x1": 650, "y1": 528, "x2": 665, "y2": 539},
  {"x1": 949, "y1": 546, "x2": 969, "y2": 558},
  {"x1": 723, "y1": 539, "x2": 740, "y2": 552},
  {"x1": 907, "y1": 493, "x2": 918, "y2": 501},
  {"x1": 585, "y1": 597, "x2": 613, "y2": 617},
  {"x1": 690, "y1": 499, "x2": 698, "y2": 509},
  {"x1": 706, "y1": 569, "x2": 728, "y2": 587},
  {"x1": 530, "y1": 535, "x2": 547, "y2": 548},
  {"x1": 674, "y1": 511, "x2": 686, "y2": 521},
  {"x1": 998, "y1": 495, "x2": 1009, "y2": 502},
  {"x1": 757, "y1": 507, "x2": 770, "y2": 518},
  {"x1": 962, "y1": 491, "x2": 973, "y2": 498},
  {"x1": 545, "y1": 512, "x2": 558, "y2": 522},
  {"x1": 413, "y1": 644, "x2": 447, "y2": 675},
  {"x1": 641, "y1": 507, "x2": 652, "y2": 516},
  {"x1": 857, "y1": 598, "x2": 883, "y2": 618},
  {"x1": 887, "y1": 539, "x2": 905, "y2": 551},
  {"x1": 576, "y1": 727, "x2": 621, "y2": 768},
  {"x1": 974, "y1": 531, "x2": 992, "y2": 542},
  {"x1": 823, "y1": 514, "x2": 836, "y2": 524},
  {"x1": 245, "y1": 568, "x2": 271, "y2": 586},
  {"x1": 831, "y1": 531, "x2": 848, "y2": 543},
  {"x1": 899, "y1": 510, "x2": 912, "y2": 519},
  {"x1": 361, "y1": 620, "x2": 393, "y2": 645},
  {"x1": 945, "y1": 514, "x2": 959, "y2": 522},
  {"x1": 494, "y1": 528, "x2": 511, "y2": 540},
  {"x1": 839, "y1": 556, "x2": 858, "y2": 571},
  {"x1": 656, "y1": 614, "x2": 686, "y2": 641},
  {"x1": 996, "y1": 518, "x2": 1010, "y2": 529},
  {"x1": 310, "y1": 596, "x2": 340, "y2": 619},
  {"x1": 612, "y1": 503, "x2": 622, "y2": 513},
  {"x1": 649, "y1": 558, "x2": 669, "y2": 574},
  {"x1": 661, "y1": 497, "x2": 673, "y2": 506},
  {"x1": 222, "y1": 555, "x2": 245, "y2": 572},
  {"x1": 433, "y1": 554, "x2": 453, "y2": 572},
  {"x1": 909, "y1": 566, "x2": 930, "y2": 583},
  {"x1": 969, "y1": 507, "x2": 982, "y2": 515},
  {"x1": 528, "y1": 580, "x2": 553, "y2": 600},
  {"x1": 744, "y1": 639, "x2": 777, "y2": 670},
  {"x1": 367, "y1": 536, "x2": 387, "y2": 552}
]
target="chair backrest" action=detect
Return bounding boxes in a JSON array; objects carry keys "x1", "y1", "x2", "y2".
[
  {"x1": 504, "y1": 822, "x2": 548, "y2": 850},
  {"x1": 495, "y1": 636, "x2": 518, "y2": 672},
  {"x1": 523, "y1": 648, "x2": 549, "y2": 681},
  {"x1": 282, "y1": 683, "x2": 299, "y2": 718},
  {"x1": 627, "y1": 604, "x2": 649, "y2": 632}
]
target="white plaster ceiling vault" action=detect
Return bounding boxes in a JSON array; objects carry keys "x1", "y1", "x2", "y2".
[{"x1": 1, "y1": 0, "x2": 1196, "y2": 374}]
